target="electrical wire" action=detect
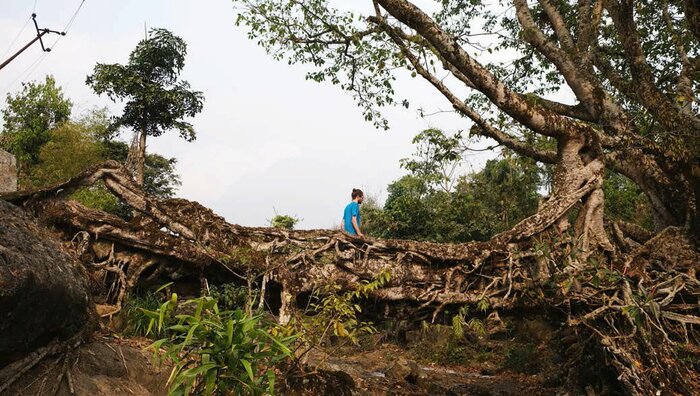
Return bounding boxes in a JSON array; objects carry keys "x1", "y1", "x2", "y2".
[
  {"x1": 2, "y1": 0, "x2": 86, "y2": 93},
  {"x1": 1, "y1": 16, "x2": 32, "y2": 60}
]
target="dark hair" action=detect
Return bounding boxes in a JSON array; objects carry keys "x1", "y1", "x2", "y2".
[{"x1": 351, "y1": 188, "x2": 364, "y2": 199}]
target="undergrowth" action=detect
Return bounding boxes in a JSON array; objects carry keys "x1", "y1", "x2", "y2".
[{"x1": 146, "y1": 294, "x2": 295, "y2": 396}]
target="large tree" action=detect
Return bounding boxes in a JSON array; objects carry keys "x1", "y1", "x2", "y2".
[
  {"x1": 233, "y1": 0, "x2": 699, "y2": 246},
  {"x1": 0, "y1": 75, "x2": 72, "y2": 181},
  {"x1": 86, "y1": 28, "x2": 204, "y2": 187}
]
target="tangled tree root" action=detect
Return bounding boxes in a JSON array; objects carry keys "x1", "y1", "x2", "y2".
[
  {"x1": 3, "y1": 161, "x2": 699, "y2": 395},
  {"x1": 0, "y1": 333, "x2": 83, "y2": 395}
]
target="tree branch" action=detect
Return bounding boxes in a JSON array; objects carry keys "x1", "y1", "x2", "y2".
[
  {"x1": 374, "y1": 18, "x2": 557, "y2": 164},
  {"x1": 375, "y1": 0, "x2": 585, "y2": 138},
  {"x1": 537, "y1": 0, "x2": 576, "y2": 51},
  {"x1": 606, "y1": 0, "x2": 700, "y2": 134}
]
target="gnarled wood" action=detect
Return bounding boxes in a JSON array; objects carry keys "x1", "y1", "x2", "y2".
[{"x1": 2, "y1": 162, "x2": 698, "y2": 395}]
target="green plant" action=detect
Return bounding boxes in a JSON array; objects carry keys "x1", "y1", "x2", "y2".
[
  {"x1": 122, "y1": 291, "x2": 167, "y2": 337},
  {"x1": 306, "y1": 269, "x2": 391, "y2": 345},
  {"x1": 269, "y1": 213, "x2": 300, "y2": 230},
  {"x1": 209, "y1": 283, "x2": 257, "y2": 311},
  {"x1": 122, "y1": 283, "x2": 174, "y2": 337},
  {"x1": 451, "y1": 306, "x2": 486, "y2": 339},
  {"x1": 147, "y1": 294, "x2": 294, "y2": 395}
]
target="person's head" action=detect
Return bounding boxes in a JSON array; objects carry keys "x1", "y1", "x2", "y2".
[{"x1": 351, "y1": 188, "x2": 364, "y2": 204}]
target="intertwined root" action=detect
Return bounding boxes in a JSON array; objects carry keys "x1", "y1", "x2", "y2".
[{"x1": 3, "y1": 161, "x2": 698, "y2": 395}]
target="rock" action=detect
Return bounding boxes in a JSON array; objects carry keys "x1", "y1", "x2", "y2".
[
  {"x1": 0, "y1": 199, "x2": 91, "y2": 360},
  {"x1": 385, "y1": 358, "x2": 412, "y2": 380},
  {"x1": 406, "y1": 360, "x2": 428, "y2": 385},
  {"x1": 385, "y1": 358, "x2": 425, "y2": 384},
  {"x1": 486, "y1": 311, "x2": 507, "y2": 336}
]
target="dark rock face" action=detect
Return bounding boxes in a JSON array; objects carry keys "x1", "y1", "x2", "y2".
[{"x1": 0, "y1": 199, "x2": 90, "y2": 358}]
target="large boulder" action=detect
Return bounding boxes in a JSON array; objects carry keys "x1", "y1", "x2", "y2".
[{"x1": 0, "y1": 199, "x2": 91, "y2": 361}]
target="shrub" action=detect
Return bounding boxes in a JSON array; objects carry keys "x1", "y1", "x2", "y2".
[
  {"x1": 122, "y1": 291, "x2": 166, "y2": 337},
  {"x1": 305, "y1": 269, "x2": 391, "y2": 345},
  {"x1": 209, "y1": 283, "x2": 257, "y2": 311},
  {"x1": 146, "y1": 295, "x2": 295, "y2": 395},
  {"x1": 269, "y1": 214, "x2": 300, "y2": 230}
]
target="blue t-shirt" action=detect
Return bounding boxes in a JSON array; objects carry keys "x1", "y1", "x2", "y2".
[{"x1": 343, "y1": 201, "x2": 361, "y2": 234}]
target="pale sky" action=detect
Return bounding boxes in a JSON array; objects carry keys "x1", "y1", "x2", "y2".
[{"x1": 0, "y1": 0, "x2": 498, "y2": 229}]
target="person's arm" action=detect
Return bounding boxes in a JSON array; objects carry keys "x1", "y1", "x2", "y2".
[
  {"x1": 351, "y1": 215, "x2": 363, "y2": 237},
  {"x1": 340, "y1": 218, "x2": 345, "y2": 231}
]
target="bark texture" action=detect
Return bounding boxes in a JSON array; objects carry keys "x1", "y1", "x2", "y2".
[{"x1": 2, "y1": 161, "x2": 698, "y2": 395}]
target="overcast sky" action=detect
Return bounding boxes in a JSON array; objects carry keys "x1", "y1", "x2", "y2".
[{"x1": 0, "y1": 0, "x2": 498, "y2": 229}]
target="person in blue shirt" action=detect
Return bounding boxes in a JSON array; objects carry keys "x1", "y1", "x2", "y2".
[{"x1": 341, "y1": 188, "x2": 364, "y2": 236}]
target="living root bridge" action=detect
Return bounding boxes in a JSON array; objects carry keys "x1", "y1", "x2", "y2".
[{"x1": 3, "y1": 161, "x2": 699, "y2": 395}]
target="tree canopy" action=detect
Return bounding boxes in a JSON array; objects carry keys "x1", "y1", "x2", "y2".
[
  {"x1": 0, "y1": 75, "x2": 72, "y2": 169},
  {"x1": 234, "y1": 0, "x2": 699, "y2": 243},
  {"x1": 86, "y1": 28, "x2": 204, "y2": 186}
]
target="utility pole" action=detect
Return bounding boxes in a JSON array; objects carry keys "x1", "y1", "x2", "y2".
[{"x1": 0, "y1": 14, "x2": 65, "y2": 71}]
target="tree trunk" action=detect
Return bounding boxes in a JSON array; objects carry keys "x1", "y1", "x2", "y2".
[
  {"x1": 1, "y1": 162, "x2": 698, "y2": 394},
  {"x1": 549, "y1": 135, "x2": 612, "y2": 252},
  {"x1": 126, "y1": 129, "x2": 147, "y2": 187}
]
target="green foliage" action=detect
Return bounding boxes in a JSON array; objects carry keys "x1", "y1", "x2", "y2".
[
  {"x1": 209, "y1": 283, "x2": 257, "y2": 311},
  {"x1": 0, "y1": 73, "x2": 182, "y2": 202},
  {"x1": 70, "y1": 184, "x2": 123, "y2": 214},
  {"x1": 451, "y1": 306, "x2": 486, "y2": 339},
  {"x1": 269, "y1": 213, "x2": 299, "y2": 230},
  {"x1": 603, "y1": 171, "x2": 654, "y2": 229},
  {"x1": 306, "y1": 269, "x2": 391, "y2": 345},
  {"x1": 399, "y1": 129, "x2": 466, "y2": 192},
  {"x1": 144, "y1": 154, "x2": 182, "y2": 198},
  {"x1": 146, "y1": 294, "x2": 294, "y2": 396},
  {"x1": 122, "y1": 291, "x2": 168, "y2": 337},
  {"x1": 86, "y1": 28, "x2": 204, "y2": 141},
  {"x1": 1, "y1": 75, "x2": 72, "y2": 167},
  {"x1": 356, "y1": 194, "x2": 389, "y2": 237},
  {"x1": 365, "y1": 131, "x2": 543, "y2": 243},
  {"x1": 28, "y1": 121, "x2": 104, "y2": 187}
]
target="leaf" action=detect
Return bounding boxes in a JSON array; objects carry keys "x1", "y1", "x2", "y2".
[
  {"x1": 226, "y1": 319, "x2": 234, "y2": 347},
  {"x1": 181, "y1": 323, "x2": 200, "y2": 352},
  {"x1": 267, "y1": 369, "x2": 276, "y2": 394},
  {"x1": 263, "y1": 331, "x2": 292, "y2": 356},
  {"x1": 167, "y1": 324, "x2": 188, "y2": 333},
  {"x1": 181, "y1": 363, "x2": 218, "y2": 378},
  {"x1": 204, "y1": 367, "x2": 217, "y2": 396},
  {"x1": 155, "y1": 282, "x2": 174, "y2": 293},
  {"x1": 240, "y1": 358, "x2": 255, "y2": 383}
]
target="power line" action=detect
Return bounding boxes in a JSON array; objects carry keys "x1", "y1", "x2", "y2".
[
  {"x1": 1, "y1": 16, "x2": 32, "y2": 60},
  {"x1": 22, "y1": 0, "x2": 87, "y2": 78},
  {"x1": 2, "y1": 0, "x2": 87, "y2": 92},
  {"x1": 0, "y1": 14, "x2": 65, "y2": 71},
  {"x1": 1, "y1": 52, "x2": 46, "y2": 93},
  {"x1": 62, "y1": 0, "x2": 86, "y2": 33}
]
